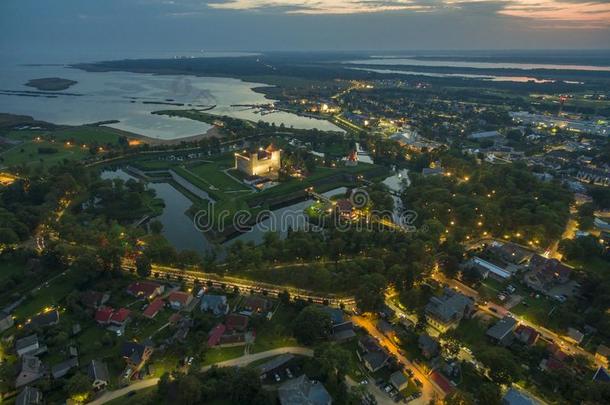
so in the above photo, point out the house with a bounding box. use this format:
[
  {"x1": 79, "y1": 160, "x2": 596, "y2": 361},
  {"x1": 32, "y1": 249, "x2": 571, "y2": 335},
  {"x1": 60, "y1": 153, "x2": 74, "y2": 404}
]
[
  {"x1": 226, "y1": 313, "x2": 249, "y2": 332},
  {"x1": 126, "y1": 281, "x2": 164, "y2": 300},
  {"x1": 592, "y1": 366, "x2": 610, "y2": 383},
  {"x1": 25, "y1": 309, "x2": 59, "y2": 330},
  {"x1": 471, "y1": 256, "x2": 512, "y2": 280},
  {"x1": 425, "y1": 288, "x2": 474, "y2": 333},
  {"x1": 418, "y1": 334, "x2": 440, "y2": 359},
  {"x1": 595, "y1": 344, "x2": 610, "y2": 367},
  {"x1": 320, "y1": 307, "x2": 344, "y2": 325},
  {"x1": 243, "y1": 296, "x2": 271, "y2": 314},
  {"x1": 540, "y1": 344, "x2": 569, "y2": 372},
  {"x1": 95, "y1": 307, "x2": 114, "y2": 325},
  {"x1": 430, "y1": 370, "x2": 455, "y2": 396},
  {"x1": 15, "y1": 335, "x2": 41, "y2": 357},
  {"x1": 110, "y1": 308, "x2": 131, "y2": 327},
  {"x1": 389, "y1": 371, "x2": 409, "y2": 391},
  {"x1": 80, "y1": 291, "x2": 110, "y2": 309},
  {"x1": 502, "y1": 387, "x2": 540, "y2": 405},
  {"x1": 15, "y1": 386, "x2": 42, "y2": 405},
  {"x1": 51, "y1": 357, "x2": 78, "y2": 379},
  {"x1": 486, "y1": 317, "x2": 517, "y2": 346},
  {"x1": 257, "y1": 354, "x2": 294, "y2": 377},
  {"x1": 278, "y1": 374, "x2": 332, "y2": 405},
  {"x1": 376, "y1": 319, "x2": 394, "y2": 337},
  {"x1": 357, "y1": 336, "x2": 388, "y2": 372},
  {"x1": 514, "y1": 325, "x2": 539, "y2": 346},
  {"x1": 143, "y1": 298, "x2": 165, "y2": 319},
  {"x1": 167, "y1": 291, "x2": 193, "y2": 310},
  {"x1": 15, "y1": 355, "x2": 45, "y2": 388},
  {"x1": 566, "y1": 327, "x2": 584, "y2": 345},
  {"x1": 524, "y1": 255, "x2": 572, "y2": 293},
  {"x1": 330, "y1": 321, "x2": 356, "y2": 342},
  {"x1": 468, "y1": 130, "x2": 501, "y2": 140},
  {"x1": 88, "y1": 360, "x2": 110, "y2": 391},
  {"x1": 207, "y1": 324, "x2": 227, "y2": 347},
  {"x1": 0, "y1": 310, "x2": 14, "y2": 332},
  {"x1": 120, "y1": 341, "x2": 152, "y2": 372},
  {"x1": 200, "y1": 294, "x2": 229, "y2": 316},
  {"x1": 335, "y1": 199, "x2": 356, "y2": 219}
]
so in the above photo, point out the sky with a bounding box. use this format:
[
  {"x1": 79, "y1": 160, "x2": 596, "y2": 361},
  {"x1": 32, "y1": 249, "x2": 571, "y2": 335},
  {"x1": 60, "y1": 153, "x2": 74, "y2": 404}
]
[{"x1": 1, "y1": 0, "x2": 609, "y2": 60}]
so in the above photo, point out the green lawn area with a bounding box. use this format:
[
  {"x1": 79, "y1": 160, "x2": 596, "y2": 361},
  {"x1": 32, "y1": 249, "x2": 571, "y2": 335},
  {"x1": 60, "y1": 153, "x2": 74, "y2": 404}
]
[
  {"x1": 0, "y1": 140, "x2": 89, "y2": 168},
  {"x1": 5, "y1": 127, "x2": 123, "y2": 144},
  {"x1": 187, "y1": 159, "x2": 250, "y2": 193},
  {"x1": 203, "y1": 345, "x2": 245, "y2": 365},
  {"x1": 251, "y1": 304, "x2": 298, "y2": 353},
  {"x1": 450, "y1": 317, "x2": 494, "y2": 353},
  {"x1": 337, "y1": 338, "x2": 367, "y2": 380},
  {"x1": 13, "y1": 270, "x2": 85, "y2": 320}
]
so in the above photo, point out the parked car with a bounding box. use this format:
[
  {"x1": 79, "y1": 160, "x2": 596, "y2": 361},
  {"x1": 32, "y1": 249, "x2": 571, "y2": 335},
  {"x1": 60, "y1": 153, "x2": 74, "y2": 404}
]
[
  {"x1": 274, "y1": 373, "x2": 281, "y2": 382},
  {"x1": 414, "y1": 378, "x2": 422, "y2": 387},
  {"x1": 286, "y1": 368, "x2": 293, "y2": 379}
]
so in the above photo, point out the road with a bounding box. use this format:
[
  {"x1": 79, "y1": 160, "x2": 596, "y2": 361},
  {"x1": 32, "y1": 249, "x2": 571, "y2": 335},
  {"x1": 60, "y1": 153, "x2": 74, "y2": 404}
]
[
  {"x1": 352, "y1": 316, "x2": 442, "y2": 404},
  {"x1": 130, "y1": 262, "x2": 356, "y2": 308}
]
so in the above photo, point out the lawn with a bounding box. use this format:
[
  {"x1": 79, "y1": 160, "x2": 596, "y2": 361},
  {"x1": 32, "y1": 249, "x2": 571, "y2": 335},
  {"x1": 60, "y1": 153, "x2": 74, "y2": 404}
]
[
  {"x1": 4, "y1": 126, "x2": 123, "y2": 145},
  {"x1": 203, "y1": 345, "x2": 245, "y2": 365},
  {"x1": 250, "y1": 303, "x2": 298, "y2": 353},
  {"x1": 0, "y1": 140, "x2": 89, "y2": 168},
  {"x1": 187, "y1": 159, "x2": 250, "y2": 193}
]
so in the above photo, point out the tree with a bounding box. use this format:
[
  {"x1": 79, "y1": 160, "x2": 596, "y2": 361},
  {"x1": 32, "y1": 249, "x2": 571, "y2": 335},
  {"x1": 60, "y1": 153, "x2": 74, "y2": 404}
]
[
  {"x1": 355, "y1": 273, "x2": 387, "y2": 313},
  {"x1": 293, "y1": 305, "x2": 332, "y2": 345},
  {"x1": 476, "y1": 382, "x2": 502, "y2": 405},
  {"x1": 136, "y1": 255, "x2": 152, "y2": 277},
  {"x1": 65, "y1": 372, "x2": 91, "y2": 401},
  {"x1": 178, "y1": 374, "x2": 202, "y2": 405},
  {"x1": 149, "y1": 220, "x2": 163, "y2": 235},
  {"x1": 478, "y1": 347, "x2": 521, "y2": 385}
]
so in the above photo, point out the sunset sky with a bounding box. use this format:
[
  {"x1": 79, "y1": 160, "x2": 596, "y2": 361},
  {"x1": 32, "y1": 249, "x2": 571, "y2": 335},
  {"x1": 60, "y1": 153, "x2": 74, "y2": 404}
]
[{"x1": 1, "y1": 0, "x2": 609, "y2": 58}]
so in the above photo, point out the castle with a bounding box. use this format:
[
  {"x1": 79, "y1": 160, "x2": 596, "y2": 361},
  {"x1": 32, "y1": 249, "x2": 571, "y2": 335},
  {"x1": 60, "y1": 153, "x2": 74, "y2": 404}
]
[{"x1": 234, "y1": 145, "x2": 281, "y2": 177}]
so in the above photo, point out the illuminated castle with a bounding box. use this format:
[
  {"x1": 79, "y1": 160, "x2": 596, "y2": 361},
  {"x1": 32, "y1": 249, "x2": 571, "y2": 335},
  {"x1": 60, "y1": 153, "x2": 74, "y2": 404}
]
[{"x1": 234, "y1": 145, "x2": 281, "y2": 177}]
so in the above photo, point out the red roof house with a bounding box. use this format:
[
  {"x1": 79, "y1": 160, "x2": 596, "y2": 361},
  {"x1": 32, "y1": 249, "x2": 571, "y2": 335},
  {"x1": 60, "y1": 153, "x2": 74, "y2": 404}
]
[
  {"x1": 95, "y1": 307, "x2": 114, "y2": 325},
  {"x1": 110, "y1": 308, "x2": 131, "y2": 326},
  {"x1": 143, "y1": 298, "x2": 165, "y2": 319},
  {"x1": 430, "y1": 371, "x2": 455, "y2": 395},
  {"x1": 126, "y1": 281, "x2": 164, "y2": 300},
  {"x1": 167, "y1": 291, "x2": 193, "y2": 310},
  {"x1": 225, "y1": 314, "x2": 249, "y2": 332},
  {"x1": 207, "y1": 324, "x2": 227, "y2": 347},
  {"x1": 515, "y1": 325, "x2": 540, "y2": 346}
]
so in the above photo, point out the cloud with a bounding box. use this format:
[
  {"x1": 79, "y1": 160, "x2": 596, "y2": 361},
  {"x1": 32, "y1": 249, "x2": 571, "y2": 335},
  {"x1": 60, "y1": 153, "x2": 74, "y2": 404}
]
[{"x1": 202, "y1": 0, "x2": 610, "y2": 26}]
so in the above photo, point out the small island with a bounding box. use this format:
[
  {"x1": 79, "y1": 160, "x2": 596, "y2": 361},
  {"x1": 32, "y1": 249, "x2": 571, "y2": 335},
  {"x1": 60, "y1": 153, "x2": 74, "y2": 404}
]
[{"x1": 25, "y1": 77, "x2": 78, "y2": 91}]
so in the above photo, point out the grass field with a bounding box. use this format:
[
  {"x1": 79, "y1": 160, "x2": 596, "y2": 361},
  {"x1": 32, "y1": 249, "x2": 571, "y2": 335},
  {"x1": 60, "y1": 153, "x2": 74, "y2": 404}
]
[
  {"x1": 251, "y1": 304, "x2": 298, "y2": 353},
  {"x1": 1, "y1": 126, "x2": 124, "y2": 168}
]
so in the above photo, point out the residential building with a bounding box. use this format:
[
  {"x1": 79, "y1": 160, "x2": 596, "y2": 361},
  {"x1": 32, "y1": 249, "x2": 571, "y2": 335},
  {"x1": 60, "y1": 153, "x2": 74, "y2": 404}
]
[
  {"x1": 15, "y1": 355, "x2": 45, "y2": 388},
  {"x1": 51, "y1": 357, "x2": 78, "y2": 379},
  {"x1": 24, "y1": 309, "x2": 59, "y2": 330},
  {"x1": 595, "y1": 344, "x2": 610, "y2": 367},
  {"x1": 225, "y1": 313, "x2": 249, "y2": 332},
  {"x1": 514, "y1": 325, "x2": 540, "y2": 346},
  {"x1": 126, "y1": 281, "x2": 164, "y2": 300},
  {"x1": 88, "y1": 360, "x2": 110, "y2": 391},
  {"x1": 243, "y1": 296, "x2": 271, "y2": 314},
  {"x1": 80, "y1": 291, "x2": 110, "y2": 309},
  {"x1": 278, "y1": 374, "x2": 332, "y2": 405},
  {"x1": 0, "y1": 310, "x2": 14, "y2": 332},
  {"x1": 389, "y1": 371, "x2": 409, "y2": 391},
  {"x1": 486, "y1": 317, "x2": 517, "y2": 346},
  {"x1": 357, "y1": 336, "x2": 388, "y2": 372},
  {"x1": 425, "y1": 288, "x2": 474, "y2": 333},
  {"x1": 418, "y1": 334, "x2": 440, "y2": 359},
  {"x1": 109, "y1": 308, "x2": 131, "y2": 327},
  {"x1": 566, "y1": 327, "x2": 584, "y2": 345},
  {"x1": 471, "y1": 256, "x2": 512, "y2": 280},
  {"x1": 120, "y1": 342, "x2": 152, "y2": 372},
  {"x1": 330, "y1": 321, "x2": 356, "y2": 342},
  {"x1": 143, "y1": 298, "x2": 165, "y2": 319},
  {"x1": 234, "y1": 145, "x2": 281, "y2": 177},
  {"x1": 524, "y1": 254, "x2": 572, "y2": 293},
  {"x1": 167, "y1": 291, "x2": 193, "y2": 310},
  {"x1": 468, "y1": 130, "x2": 502, "y2": 140},
  {"x1": 15, "y1": 335, "x2": 41, "y2": 357},
  {"x1": 15, "y1": 386, "x2": 42, "y2": 405},
  {"x1": 95, "y1": 307, "x2": 114, "y2": 325},
  {"x1": 200, "y1": 294, "x2": 229, "y2": 316},
  {"x1": 593, "y1": 366, "x2": 610, "y2": 383}
]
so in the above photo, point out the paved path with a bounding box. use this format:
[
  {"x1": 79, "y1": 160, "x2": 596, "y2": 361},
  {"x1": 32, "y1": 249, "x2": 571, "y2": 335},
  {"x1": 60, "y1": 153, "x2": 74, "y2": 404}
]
[{"x1": 87, "y1": 347, "x2": 313, "y2": 404}]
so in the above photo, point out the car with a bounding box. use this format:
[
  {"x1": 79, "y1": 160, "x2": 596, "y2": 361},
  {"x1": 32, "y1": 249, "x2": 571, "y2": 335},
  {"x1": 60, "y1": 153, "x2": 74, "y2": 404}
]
[
  {"x1": 414, "y1": 392, "x2": 422, "y2": 398},
  {"x1": 384, "y1": 384, "x2": 393, "y2": 393},
  {"x1": 489, "y1": 307, "x2": 498, "y2": 313},
  {"x1": 414, "y1": 378, "x2": 422, "y2": 387},
  {"x1": 360, "y1": 379, "x2": 368, "y2": 385},
  {"x1": 127, "y1": 391, "x2": 136, "y2": 397},
  {"x1": 286, "y1": 368, "x2": 293, "y2": 379},
  {"x1": 274, "y1": 373, "x2": 281, "y2": 382},
  {"x1": 187, "y1": 357, "x2": 194, "y2": 366}
]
